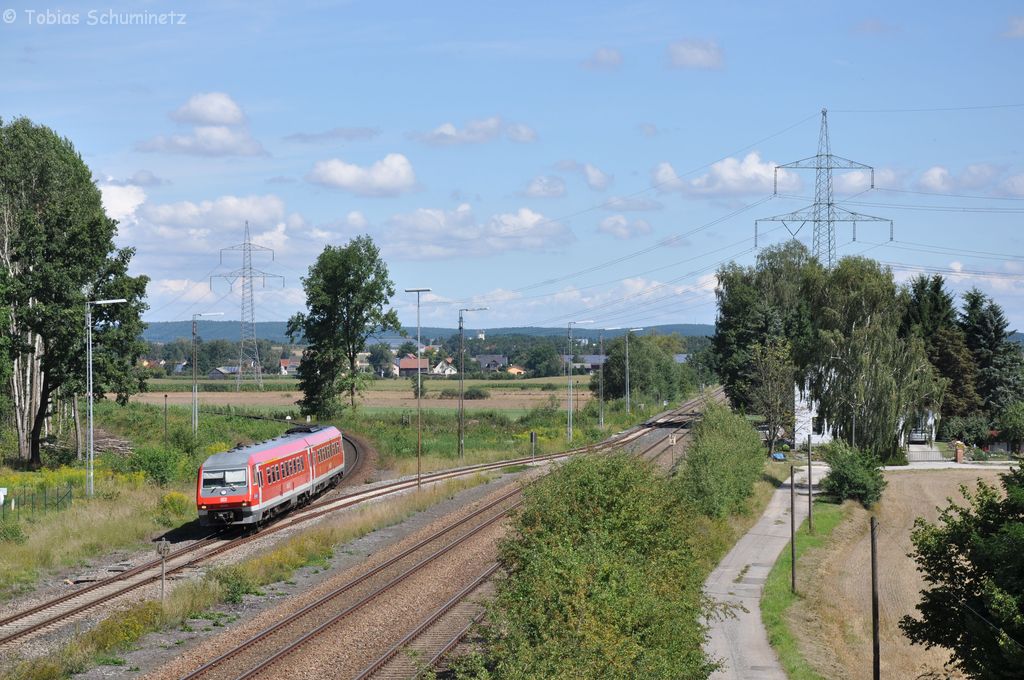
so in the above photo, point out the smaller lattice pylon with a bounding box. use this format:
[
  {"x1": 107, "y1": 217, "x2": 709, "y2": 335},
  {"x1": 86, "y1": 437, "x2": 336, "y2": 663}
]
[{"x1": 211, "y1": 222, "x2": 283, "y2": 390}]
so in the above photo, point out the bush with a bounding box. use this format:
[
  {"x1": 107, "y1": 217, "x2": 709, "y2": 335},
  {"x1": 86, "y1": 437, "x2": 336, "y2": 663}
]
[
  {"x1": 438, "y1": 388, "x2": 459, "y2": 399},
  {"x1": 819, "y1": 441, "x2": 887, "y2": 508},
  {"x1": 127, "y1": 445, "x2": 182, "y2": 486},
  {"x1": 156, "y1": 491, "x2": 194, "y2": 527},
  {"x1": 209, "y1": 565, "x2": 259, "y2": 603},
  {"x1": 464, "y1": 387, "x2": 490, "y2": 400},
  {"x1": 0, "y1": 519, "x2": 27, "y2": 544},
  {"x1": 674, "y1": 404, "x2": 765, "y2": 518},
  {"x1": 939, "y1": 414, "x2": 990, "y2": 446}
]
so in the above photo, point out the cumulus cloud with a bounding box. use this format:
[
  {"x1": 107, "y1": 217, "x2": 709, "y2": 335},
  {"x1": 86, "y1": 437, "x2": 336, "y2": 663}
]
[
  {"x1": 1004, "y1": 17, "x2": 1024, "y2": 38},
  {"x1": 283, "y1": 127, "x2": 381, "y2": 143},
  {"x1": 104, "y1": 170, "x2": 169, "y2": 187},
  {"x1": 523, "y1": 175, "x2": 567, "y2": 198},
  {"x1": 140, "y1": 194, "x2": 286, "y2": 233},
  {"x1": 834, "y1": 167, "x2": 901, "y2": 193},
  {"x1": 597, "y1": 215, "x2": 652, "y2": 239},
  {"x1": 138, "y1": 126, "x2": 266, "y2": 156},
  {"x1": 1001, "y1": 174, "x2": 1024, "y2": 197},
  {"x1": 100, "y1": 184, "x2": 147, "y2": 223},
  {"x1": 667, "y1": 39, "x2": 723, "y2": 69},
  {"x1": 653, "y1": 152, "x2": 798, "y2": 196},
  {"x1": 414, "y1": 116, "x2": 536, "y2": 145},
  {"x1": 382, "y1": 204, "x2": 573, "y2": 259},
  {"x1": 915, "y1": 164, "x2": 1002, "y2": 193},
  {"x1": 140, "y1": 93, "x2": 265, "y2": 157},
  {"x1": 582, "y1": 47, "x2": 623, "y2": 70},
  {"x1": 171, "y1": 92, "x2": 245, "y2": 125},
  {"x1": 557, "y1": 160, "x2": 612, "y2": 191},
  {"x1": 306, "y1": 153, "x2": 417, "y2": 197}
]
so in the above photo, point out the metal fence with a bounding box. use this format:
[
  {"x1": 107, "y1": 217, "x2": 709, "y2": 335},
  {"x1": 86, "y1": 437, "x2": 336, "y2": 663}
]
[{"x1": 0, "y1": 483, "x2": 74, "y2": 521}]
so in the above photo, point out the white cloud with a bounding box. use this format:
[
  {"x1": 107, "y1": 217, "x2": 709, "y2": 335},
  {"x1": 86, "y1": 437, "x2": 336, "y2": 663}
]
[
  {"x1": 638, "y1": 123, "x2": 661, "y2": 138},
  {"x1": 834, "y1": 167, "x2": 901, "y2": 193},
  {"x1": 603, "y1": 195, "x2": 663, "y2": 211},
  {"x1": 916, "y1": 164, "x2": 1002, "y2": 193},
  {"x1": 100, "y1": 184, "x2": 147, "y2": 223},
  {"x1": 104, "y1": 170, "x2": 169, "y2": 187},
  {"x1": 284, "y1": 127, "x2": 381, "y2": 143},
  {"x1": 597, "y1": 215, "x2": 652, "y2": 239},
  {"x1": 346, "y1": 211, "x2": 368, "y2": 229},
  {"x1": 1004, "y1": 17, "x2": 1024, "y2": 38},
  {"x1": 414, "y1": 116, "x2": 537, "y2": 145},
  {"x1": 383, "y1": 204, "x2": 573, "y2": 260},
  {"x1": 505, "y1": 122, "x2": 538, "y2": 143},
  {"x1": 140, "y1": 194, "x2": 286, "y2": 232},
  {"x1": 306, "y1": 153, "x2": 417, "y2": 196},
  {"x1": 582, "y1": 47, "x2": 623, "y2": 70},
  {"x1": 653, "y1": 152, "x2": 798, "y2": 196},
  {"x1": 151, "y1": 278, "x2": 215, "y2": 303},
  {"x1": 1001, "y1": 173, "x2": 1024, "y2": 197},
  {"x1": 557, "y1": 160, "x2": 612, "y2": 191},
  {"x1": 667, "y1": 39, "x2": 723, "y2": 70},
  {"x1": 524, "y1": 175, "x2": 567, "y2": 198},
  {"x1": 138, "y1": 126, "x2": 265, "y2": 156},
  {"x1": 171, "y1": 92, "x2": 245, "y2": 125}
]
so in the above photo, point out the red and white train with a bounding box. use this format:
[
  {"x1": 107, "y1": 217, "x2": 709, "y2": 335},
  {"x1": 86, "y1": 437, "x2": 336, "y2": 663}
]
[{"x1": 196, "y1": 425, "x2": 346, "y2": 527}]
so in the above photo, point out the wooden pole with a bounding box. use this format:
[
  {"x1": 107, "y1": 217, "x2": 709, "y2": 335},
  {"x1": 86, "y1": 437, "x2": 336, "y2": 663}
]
[
  {"x1": 871, "y1": 516, "x2": 880, "y2": 680},
  {"x1": 790, "y1": 464, "x2": 796, "y2": 594}
]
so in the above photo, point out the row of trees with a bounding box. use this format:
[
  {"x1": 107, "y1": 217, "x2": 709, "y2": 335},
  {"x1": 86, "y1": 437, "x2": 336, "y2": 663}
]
[
  {"x1": 142, "y1": 338, "x2": 290, "y2": 377},
  {"x1": 712, "y1": 241, "x2": 1024, "y2": 460},
  {"x1": 1, "y1": 118, "x2": 149, "y2": 467}
]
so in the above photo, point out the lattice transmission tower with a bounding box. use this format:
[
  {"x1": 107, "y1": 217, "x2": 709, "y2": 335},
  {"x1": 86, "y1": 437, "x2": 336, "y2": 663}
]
[
  {"x1": 212, "y1": 222, "x2": 283, "y2": 390},
  {"x1": 755, "y1": 108, "x2": 892, "y2": 268}
]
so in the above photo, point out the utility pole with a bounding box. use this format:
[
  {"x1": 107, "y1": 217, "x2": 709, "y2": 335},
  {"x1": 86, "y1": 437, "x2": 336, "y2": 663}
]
[
  {"x1": 871, "y1": 516, "x2": 880, "y2": 680},
  {"x1": 624, "y1": 328, "x2": 642, "y2": 415},
  {"x1": 191, "y1": 311, "x2": 223, "y2": 435},
  {"x1": 790, "y1": 464, "x2": 797, "y2": 594},
  {"x1": 211, "y1": 222, "x2": 283, "y2": 390},
  {"x1": 807, "y1": 434, "x2": 813, "y2": 534},
  {"x1": 598, "y1": 333, "x2": 605, "y2": 429},
  {"x1": 566, "y1": 320, "x2": 592, "y2": 443},
  {"x1": 755, "y1": 108, "x2": 893, "y2": 268},
  {"x1": 458, "y1": 306, "x2": 486, "y2": 461},
  {"x1": 406, "y1": 288, "x2": 431, "y2": 487}
]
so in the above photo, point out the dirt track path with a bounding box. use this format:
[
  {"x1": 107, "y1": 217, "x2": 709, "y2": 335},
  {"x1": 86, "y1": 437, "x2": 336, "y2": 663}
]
[{"x1": 790, "y1": 467, "x2": 1009, "y2": 679}]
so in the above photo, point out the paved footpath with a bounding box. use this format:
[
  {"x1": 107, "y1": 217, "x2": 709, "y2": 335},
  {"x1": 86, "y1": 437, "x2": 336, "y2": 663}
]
[{"x1": 703, "y1": 464, "x2": 824, "y2": 679}]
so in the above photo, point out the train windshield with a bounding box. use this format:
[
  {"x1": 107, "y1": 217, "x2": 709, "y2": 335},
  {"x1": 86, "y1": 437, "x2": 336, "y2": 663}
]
[{"x1": 202, "y1": 469, "x2": 247, "y2": 489}]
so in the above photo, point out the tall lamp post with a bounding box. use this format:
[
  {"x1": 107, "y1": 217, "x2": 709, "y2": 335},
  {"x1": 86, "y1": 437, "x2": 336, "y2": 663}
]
[
  {"x1": 192, "y1": 312, "x2": 224, "y2": 435},
  {"x1": 624, "y1": 327, "x2": 643, "y2": 415},
  {"x1": 458, "y1": 306, "x2": 487, "y2": 462},
  {"x1": 405, "y1": 288, "x2": 431, "y2": 487},
  {"x1": 566, "y1": 320, "x2": 593, "y2": 443},
  {"x1": 598, "y1": 332, "x2": 605, "y2": 429},
  {"x1": 87, "y1": 298, "x2": 127, "y2": 497}
]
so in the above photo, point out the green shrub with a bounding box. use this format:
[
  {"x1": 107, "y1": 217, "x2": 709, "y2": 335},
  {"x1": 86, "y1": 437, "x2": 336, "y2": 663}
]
[
  {"x1": 464, "y1": 387, "x2": 490, "y2": 400},
  {"x1": 128, "y1": 445, "x2": 182, "y2": 486},
  {"x1": 156, "y1": 491, "x2": 195, "y2": 527},
  {"x1": 209, "y1": 565, "x2": 258, "y2": 603},
  {"x1": 780, "y1": 443, "x2": 790, "y2": 452},
  {"x1": 818, "y1": 441, "x2": 887, "y2": 508},
  {"x1": 439, "y1": 388, "x2": 459, "y2": 399},
  {"x1": 674, "y1": 404, "x2": 764, "y2": 518}
]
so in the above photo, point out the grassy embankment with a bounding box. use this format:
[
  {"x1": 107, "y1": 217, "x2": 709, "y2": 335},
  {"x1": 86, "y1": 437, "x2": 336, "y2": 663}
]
[
  {"x1": 451, "y1": 404, "x2": 783, "y2": 679},
  {"x1": 760, "y1": 500, "x2": 852, "y2": 680},
  {"x1": 0, "y1": 473, "x2": 494, "y2": 680}
]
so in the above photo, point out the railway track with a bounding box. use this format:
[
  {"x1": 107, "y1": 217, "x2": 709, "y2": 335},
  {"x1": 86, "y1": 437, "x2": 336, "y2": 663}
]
[
  {"x1": 177, "y1": 393, "x2": 723, "y2": 680},
  {"x1": 0, "y1": 419, "x2": 655, "y2": 647}
]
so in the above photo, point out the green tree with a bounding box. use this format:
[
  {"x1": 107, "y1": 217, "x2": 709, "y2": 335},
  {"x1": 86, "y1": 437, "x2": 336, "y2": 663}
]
[
  {"x1": 596, "y1": 333, "x2": 683, "y2": 403},
  {"x1": 960, "y1": 288, "x2": 1024, "y2": 416},
  {"x1": 900, "y1": 468, "x2": 1024, "y2": 677},
  {"x1": 997, "y1": 401, "x2": 1024, "y2": 454},
  {"x1": 367, "y1": 342, "x2": 394, "y2": 376},
  {"x1": 749, "y1": 337, "x2": 795, "y2": 454},
  {"x1": 287, "y1": 236, "x2": 400, "y2": 417},
  {"x1": 524, "y1": 341, "x2": 562, "y2": 377},
  {"x1": 0, "y1": 117, "x2": 149, "y2": 466}
]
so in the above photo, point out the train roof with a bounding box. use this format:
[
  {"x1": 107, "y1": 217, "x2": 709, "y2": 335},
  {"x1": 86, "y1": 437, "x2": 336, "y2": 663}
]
[{"x1": 201, "y1": 425, "x2": 340, "y2": 469}]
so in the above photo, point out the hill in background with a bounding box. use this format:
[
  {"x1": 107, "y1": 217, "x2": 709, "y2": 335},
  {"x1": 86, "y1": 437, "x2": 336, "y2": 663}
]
[{"x1": 142, "y1": 321, "x2": 715, "y2": 345}]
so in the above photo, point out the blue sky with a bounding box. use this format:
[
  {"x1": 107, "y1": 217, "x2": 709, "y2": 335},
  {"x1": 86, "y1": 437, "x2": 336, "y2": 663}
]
[{"x1": 3, "y1": 1, "x2": 1024, "y2": 331}]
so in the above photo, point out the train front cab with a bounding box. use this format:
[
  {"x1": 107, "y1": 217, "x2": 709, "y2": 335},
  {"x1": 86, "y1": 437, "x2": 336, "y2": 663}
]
[{"x1": 197, "y1": 465, "x2": 262, "y2": 526}]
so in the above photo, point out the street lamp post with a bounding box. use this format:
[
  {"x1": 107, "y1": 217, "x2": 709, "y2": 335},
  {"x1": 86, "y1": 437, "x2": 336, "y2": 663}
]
[
  {"x1": 566, "y1": 320, "x2": 593, "y2": 443},
  {"x1": 458, "y1": 307, "x2": 487, "y2": 462},
  {"x1": 624, "y1": 327, "x2": 643, "y2": 415},
  {"x1": 192, "y1": 312, "x2": 224, "y2": 435},
  {"x1": 599, "y1": 333, "x2": 605, "y2": 429},
  {"x1": 87, "y1": 298, "x2": 127, "y2": 497},
  {"x1": 405, "y1": 288, "x2": 431, "y2": 487}
]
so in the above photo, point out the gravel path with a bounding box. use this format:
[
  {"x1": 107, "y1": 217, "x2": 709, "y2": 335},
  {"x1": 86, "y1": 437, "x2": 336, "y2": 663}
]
[{"x1": 703, "y1": 464, "x2": 821, "y2": 679}]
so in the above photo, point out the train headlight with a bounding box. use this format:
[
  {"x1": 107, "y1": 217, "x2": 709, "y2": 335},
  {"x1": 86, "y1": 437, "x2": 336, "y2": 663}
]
[{"x1": 200, "y1": 504, "x2": 207, "y2": 509}]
